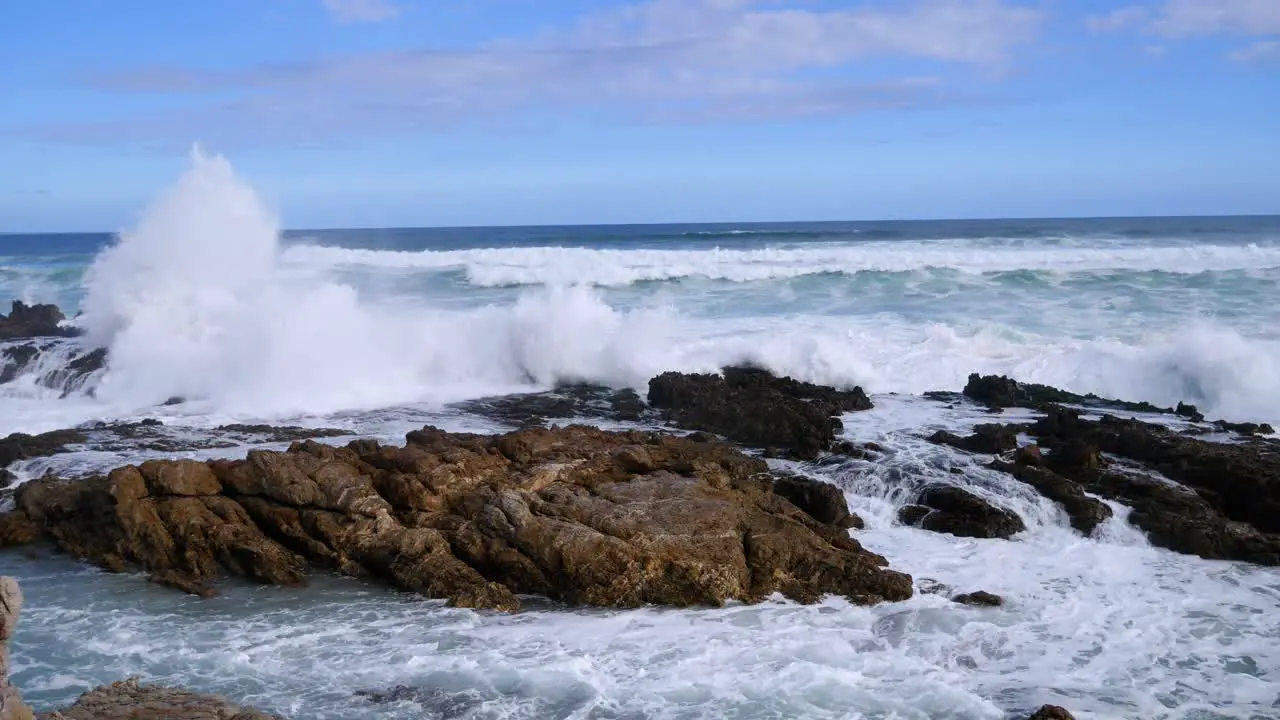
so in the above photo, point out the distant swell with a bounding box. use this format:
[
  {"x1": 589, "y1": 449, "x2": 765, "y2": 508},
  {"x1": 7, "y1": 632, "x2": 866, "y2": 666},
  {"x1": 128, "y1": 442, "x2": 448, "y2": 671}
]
[{"x1": 280, "y1": 242, "x2": 1280, "y2": 288}]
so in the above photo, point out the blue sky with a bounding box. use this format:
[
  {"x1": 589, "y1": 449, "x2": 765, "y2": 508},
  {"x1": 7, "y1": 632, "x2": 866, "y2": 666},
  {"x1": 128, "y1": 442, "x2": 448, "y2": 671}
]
[{"x1": 2, "y1": 0, "x2": 1278, "y2": 231}]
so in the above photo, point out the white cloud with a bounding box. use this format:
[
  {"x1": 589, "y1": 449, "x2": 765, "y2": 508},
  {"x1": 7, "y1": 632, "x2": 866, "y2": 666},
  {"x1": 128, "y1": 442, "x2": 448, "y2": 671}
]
[
  {"x1": 50, "y1": 0, "x2": 1044, "y2": 146},
  {"x1": 1229, "y1": 39, "x2": 1280, "y2": 61},
  {"x1": 1087, "y1": 6, "x2": 1148, "y2": 34},
  {"x1": 322, "y1": 0, "x2": 400, "y2": 23},
  {"x1": 1149, "y1": 0, "x2": 1280, "y2": 37}
]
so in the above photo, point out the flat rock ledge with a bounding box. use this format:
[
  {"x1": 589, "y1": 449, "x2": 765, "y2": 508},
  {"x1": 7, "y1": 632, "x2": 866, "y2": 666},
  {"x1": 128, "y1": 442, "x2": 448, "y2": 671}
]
[{"x1": 0, "y1": 425, "x2": 912, "y2": 611}]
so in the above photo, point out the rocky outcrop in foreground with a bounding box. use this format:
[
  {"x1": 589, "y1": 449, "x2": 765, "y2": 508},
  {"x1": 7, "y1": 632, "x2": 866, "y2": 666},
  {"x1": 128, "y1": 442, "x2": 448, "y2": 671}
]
[
  {"x1": 0, "y1": 302, "x2": 78, "y2": 342},
  {"x1": 2, "y1": 426, "x2": 912, "y2": 610},
  {"x1": 648, "y1": 366, "x2": 872, "y2": 459}
]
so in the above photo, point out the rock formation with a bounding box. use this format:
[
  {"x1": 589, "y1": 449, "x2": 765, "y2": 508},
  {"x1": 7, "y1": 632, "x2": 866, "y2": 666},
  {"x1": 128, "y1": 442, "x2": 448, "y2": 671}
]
[
  {"x1": 897, "y1": 485, "x2": 1026, "y2": 539},
  {"x1": 0, "y1": 302, "x2": 77, "y2": 342},
  {"x1": 0, "y1": 577, "x2": 33, "y2": 720},
  {"x1": 6, "y1": 425, "x2": 913, "y2": 610},
  {"x1": 648, "y1": 366, "x2": 872, "y2": 459},
  {"x1": 936, "y1": 392, "x2": 1280, "y2": 565}
]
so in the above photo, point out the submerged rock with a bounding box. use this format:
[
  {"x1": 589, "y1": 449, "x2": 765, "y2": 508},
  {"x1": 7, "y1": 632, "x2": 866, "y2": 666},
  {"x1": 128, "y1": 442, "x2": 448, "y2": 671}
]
[
  {"x1": 1028, "y1": 705, "x2": 1075, "y2": 720},
  {"x1": 9, "y1": 426, "x2": 912, "y2": 611},
  {"x1": 951, "y1": 590, "x2": 1003, "y2": 607},
  {"x1": 0, "y1": 430, "x2": 86, "y2": 471},
  {"x1": 928, "y1": 424, "x2": 1019, "y2": 455},
  {"x1": 455, "y1": 385, "x2": 650, "y2": 428},
  {"x1": 897, "y1": 485, "x2": 1026, "y2": 539},
  {"x1": 648, "y1": 366, "x2": 872, "y2": 460},
  {"x1": 0, "y1": 301, "x2": 77, "y2": 341}
]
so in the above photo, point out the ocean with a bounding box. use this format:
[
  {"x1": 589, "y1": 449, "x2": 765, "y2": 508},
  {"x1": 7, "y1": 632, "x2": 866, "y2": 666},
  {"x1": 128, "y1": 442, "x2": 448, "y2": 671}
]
[{"x1": 1, "y1": 152, "x2": 1277, "y2": 719}]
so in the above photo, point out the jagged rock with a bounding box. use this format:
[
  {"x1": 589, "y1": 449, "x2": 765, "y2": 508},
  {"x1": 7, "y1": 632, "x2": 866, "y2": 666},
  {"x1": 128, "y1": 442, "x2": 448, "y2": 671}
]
[
  {"x1": 10, "y1": 426, "x2": 913, "y2": 611},
  {"x1": 967, "y1": 402, "x2": 1280, "y2": 565},
  {"x1": 0, "y1": 345, "x2": 39, "y2": 385},
  {"x1": 963, "y1": 373, "x2": 1181, "y2": 416},
  {"x1": 648, "y1": 367, "x2": 872, "y2": 460},
  {"x1": 952, "y1": 590, "x2": 1003, "y2": 607},
  {"x1": 39, "y1": 679, "x2": 282, "y2": 720},
  {"x1": 1213, "y1": 419, "x2": 1275, "y2": 436},
  {"x1": 928, "y1": 424, "x2": 1019, "y2": 454},
  {"x1": 1028, "y1": 705, "x2": 1075, "y2": 720},
  {"x1": 1014, "y1": 444, "x2": 1043, "y2": 467},
  {"x1": 772, "y1": 474, "x2": 862, "y2": 529},
  {"x1": 0, "y1": 301, "x2": 77, "y2": 341},
  {"x1": 897, "y1": 485, "x2": 1025, "y2": 539},
  {"x1": 0, "y1": 430, "x2": 86, "y2": 470},
  {"x1": 0, "y1": 514, "x2": 40, "y2": 548},
  {"x1": 992, "y1": 461, "x2": 1113, "y2": 535}
]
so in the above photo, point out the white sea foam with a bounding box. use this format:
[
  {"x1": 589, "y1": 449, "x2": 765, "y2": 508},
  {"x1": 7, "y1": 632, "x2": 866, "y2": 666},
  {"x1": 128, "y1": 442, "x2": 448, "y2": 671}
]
[
  {"x1": 4, "y1": 149, "x2": 1279, "y2": 433},
  {"x1": 279, "y1": 240, "x2": 1280, "y2": 288}
]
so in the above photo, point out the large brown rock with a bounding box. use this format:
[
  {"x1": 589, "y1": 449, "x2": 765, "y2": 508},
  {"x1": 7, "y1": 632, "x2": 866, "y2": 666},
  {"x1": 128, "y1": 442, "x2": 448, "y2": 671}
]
[
  {"x1": 10, "y1": 426, "x2": 912, "y2": 611},
  {"x1": 39, "y1": 679, "x2": 281, "y2": 720},
  {"x1": 648, "y1": 366, "x2": 872, "y2": 460},
  {"x1": 0, "y1": 577, "x2": 34, "y2": 720}
]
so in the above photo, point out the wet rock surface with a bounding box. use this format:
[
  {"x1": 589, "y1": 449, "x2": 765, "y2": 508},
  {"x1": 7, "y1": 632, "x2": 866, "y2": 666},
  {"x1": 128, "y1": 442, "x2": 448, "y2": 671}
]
[
  {"x1": 897, "y1": 485, "x2": 1026, "y2": 539},
  {"x1": 7, "y1": 425, "x2": 913, "y2": 610},
  {"x1": 928, "y1": 424, "x2": 1020, "y2": 455},
  {"x1": 0, "y1": 302, "x2": 78, "y2": 342},
  {"x1": 1027, "y1": 705, "x2": 1075, "y2": 720},
  {"x1": 648, "y1": 366, "x2": 872, "y2": 459},
  {"x1": 937, "y1": 382, "x2": 1280, "y2": 564},
  {"x1": 39, "y1": 679, "x2": 282, "y2": 720},
  {"x1": 962, "y1": 373, "x2": 1196, "y2": 418},
  {"x1": 771, "y1": 474, "x2": 862, "y2": 529},
  {"x1": 0, "y1": 431, "x2": 87, "y2": 472},
  {"x1": 453, "y1": 384, "x2": 652, "y2": 427},
  {"x1": 951, "y1": 590, "x2": 1003, "y2": 607}
]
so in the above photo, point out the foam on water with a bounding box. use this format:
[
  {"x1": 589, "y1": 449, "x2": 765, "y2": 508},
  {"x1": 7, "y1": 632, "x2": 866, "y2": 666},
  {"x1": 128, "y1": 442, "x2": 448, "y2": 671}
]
[
  {"x1": 4, "y1": 399, "x2": 1278, "y2": 720},
  {"x1": 280, "y1": 240, "x2": 1280, "y2": 288}
]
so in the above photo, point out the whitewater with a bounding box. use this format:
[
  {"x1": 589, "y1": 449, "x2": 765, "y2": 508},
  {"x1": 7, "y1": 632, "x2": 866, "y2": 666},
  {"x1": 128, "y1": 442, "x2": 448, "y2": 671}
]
[{"x1": 1, "y1": 149, "x2": 1278, "y2": 719}]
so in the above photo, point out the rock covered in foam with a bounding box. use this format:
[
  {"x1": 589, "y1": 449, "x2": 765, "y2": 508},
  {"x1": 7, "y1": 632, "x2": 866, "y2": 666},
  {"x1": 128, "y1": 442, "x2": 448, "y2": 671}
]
[
  {"x1": 647, "y1": 366, "x2": 872, "y2": 460},
  {"x1": 9, "y1": 426, "x2": 912, "y2": 611}
]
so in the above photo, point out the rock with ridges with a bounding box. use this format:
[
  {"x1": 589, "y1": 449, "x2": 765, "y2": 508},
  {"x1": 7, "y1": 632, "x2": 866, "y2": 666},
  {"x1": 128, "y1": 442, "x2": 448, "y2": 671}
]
[
  {"x1": 648, "y1": 367, "x2": 872, "y2": 460},
  {"x1": 0, "y1": 577, "x2": 33, "y2": 720},
  {"x1": 772, "y1": 474, "x2": 862, "y2": 529},
  {"x1": 11, "y1": 425, "x2": 913, "y2": 611},
  {"x1": 898, "y1": 485, "x2": 1025, "y2": 539},
  {"x1": 0, "y1": 301, "x2": 77, "y2": 341}
]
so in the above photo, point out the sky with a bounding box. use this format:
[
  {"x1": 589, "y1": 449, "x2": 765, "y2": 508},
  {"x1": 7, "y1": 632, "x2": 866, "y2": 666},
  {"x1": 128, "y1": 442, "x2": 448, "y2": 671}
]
[{"x1": 1, "y1": 0, "x2": 1278, "y2": 231}]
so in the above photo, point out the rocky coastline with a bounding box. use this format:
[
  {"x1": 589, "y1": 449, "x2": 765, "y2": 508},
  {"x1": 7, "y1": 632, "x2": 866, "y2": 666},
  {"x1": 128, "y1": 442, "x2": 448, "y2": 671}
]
[{"x1": 8, "y1": 303, "x2": 1280, "y2": 718}]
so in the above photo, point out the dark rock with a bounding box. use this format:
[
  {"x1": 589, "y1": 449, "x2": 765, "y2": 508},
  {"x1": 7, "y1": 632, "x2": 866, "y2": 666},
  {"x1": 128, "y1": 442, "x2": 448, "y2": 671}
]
[
  {"x1": 898, "y1": 504, "x2": 932, "y2": 526},
  {"x1": 11, "y1": 425, "x2": 913, "y2": 611},
  {"x1": 902, "y1": 485, "x2": 1025, "y2": 539},
  {"x1": 0, "y1": 429, "x2": 86, "y2": 469},
  {"x1": 1014, "y1": 445, "x2": 1043, "y2": 467},
  {"x1": 952, "y1": 590, "x2": 1003, "y2": 606},
  {"x1": 928, "y1": 424, "x2": 1019, "y2": 454},
  {"x1": 1028, "y1": 705, "x2": 1075, "y2": 720},
  {"x1": 963, "y1": 373, "x2": 1179, "y2": 416},
  {"x1": 1175, "y1": 401, "x2": 1204, "y2": 422},
  {"x1": 1013, "y1": 405, "x2": 1280, "y2": 565},
  {"x1": 992, "y1": 461, "x2": 1113, "y2": 535},
  {"x1": 217, "y1": 424, "x2": 350, "y2": 443},
  {"x1": 1214, "y1": 419, "x2": 1274, "y2": 436},
  {"x1": 0, "y1": 344, "x2": 39, "y2": 384},
  {"x1": 772, "y1": 474, "x2": 862, "y2": 529},
  {"x1": 0, "y1": 301, "x2": 78, "y2": 341},
  {"x1": 648, "y1": 367, "x2": 872, "y2": 460},
  {"x1": 455, "y1": 384, "x2": 653, "y2": 428}
]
